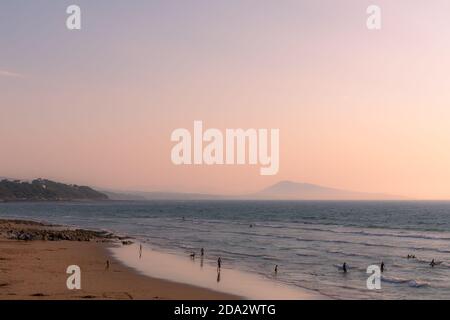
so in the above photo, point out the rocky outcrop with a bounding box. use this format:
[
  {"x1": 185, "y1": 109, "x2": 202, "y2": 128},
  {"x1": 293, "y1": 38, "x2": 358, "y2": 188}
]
[{"x1": 5, "y1": 229, "x2": 115, "y2": 242}]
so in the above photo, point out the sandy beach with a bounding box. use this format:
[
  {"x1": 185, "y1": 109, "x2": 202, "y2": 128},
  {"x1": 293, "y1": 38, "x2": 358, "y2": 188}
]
[{"x1": 0, "y1": 219, "x2": 236, "y2": 300}]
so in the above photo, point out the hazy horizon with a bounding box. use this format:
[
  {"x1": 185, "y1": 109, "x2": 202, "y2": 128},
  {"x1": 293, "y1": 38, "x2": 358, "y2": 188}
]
[
  {"x1": 0, "y1": 176, "x2": 423, "y2": 201},
  {"x1": 2, "y1": 1, "x2": 450, "y2": 199}
]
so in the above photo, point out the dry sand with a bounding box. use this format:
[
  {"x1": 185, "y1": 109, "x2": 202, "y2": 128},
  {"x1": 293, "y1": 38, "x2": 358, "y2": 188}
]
[{"x1": 0, "y1": 219, "x2": 237, "y2": 300}]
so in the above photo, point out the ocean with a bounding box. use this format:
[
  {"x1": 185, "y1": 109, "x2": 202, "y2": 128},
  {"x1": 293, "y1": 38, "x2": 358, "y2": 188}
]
[{"x1": 1, "y1": 200, "x2": 450, "y2": 299}]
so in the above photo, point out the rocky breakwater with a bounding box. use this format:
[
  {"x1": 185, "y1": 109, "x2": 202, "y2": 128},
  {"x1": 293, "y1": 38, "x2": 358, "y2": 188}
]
[{"x1": 0, "y1": 219, "x2": 124, "y2": 242}]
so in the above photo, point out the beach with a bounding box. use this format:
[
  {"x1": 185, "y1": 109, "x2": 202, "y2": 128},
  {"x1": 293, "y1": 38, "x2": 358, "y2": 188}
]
[
  {"x1": 0, "y1": 218, "x2": 322, "y2": 300},
  {"x1": 0, "y1": 219, "x2": 236, "y2": 300},
  {"x1": 1, "y1": 201, "x2": 449, "y2": 299}
]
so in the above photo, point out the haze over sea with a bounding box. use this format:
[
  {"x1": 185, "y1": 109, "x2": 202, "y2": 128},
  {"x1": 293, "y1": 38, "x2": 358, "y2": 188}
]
[{"x1": 1, "y1": 200, "x2": 450, "y2": 299}]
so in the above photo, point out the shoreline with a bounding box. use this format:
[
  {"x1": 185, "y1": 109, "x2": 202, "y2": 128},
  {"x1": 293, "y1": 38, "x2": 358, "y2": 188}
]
[
  {"x1": 0, "y1": 219, "x2": 237, "y2": 300},
  {"x1": 0, "y1": 218, "x2": 325, "y2": 300},
  {"x1": 111, "y1": 243, "x2": 325, "y2": 300}
]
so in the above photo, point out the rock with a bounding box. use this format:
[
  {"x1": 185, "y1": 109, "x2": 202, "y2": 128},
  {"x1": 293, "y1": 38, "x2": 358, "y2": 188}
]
[{"x1": 17, "y1": 231, "x2": 33, "y2": 241}]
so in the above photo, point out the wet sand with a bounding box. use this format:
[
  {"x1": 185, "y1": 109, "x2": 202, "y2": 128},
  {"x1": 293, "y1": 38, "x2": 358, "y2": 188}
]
[
  {"x1": 0, "y1": 219, "x2": 236, "y2": 300},
  {"x1": 0, "y1": 218, "x2": 325, "y2": 300},
  {"x1": 112, "y1": 243, "x2": 325, "y2": 299}
]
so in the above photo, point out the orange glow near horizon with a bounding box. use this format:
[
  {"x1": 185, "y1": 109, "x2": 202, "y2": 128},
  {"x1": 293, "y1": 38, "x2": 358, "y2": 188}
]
[{"x1": 1, "y1": 1, "x2": 450, "y2": 199}]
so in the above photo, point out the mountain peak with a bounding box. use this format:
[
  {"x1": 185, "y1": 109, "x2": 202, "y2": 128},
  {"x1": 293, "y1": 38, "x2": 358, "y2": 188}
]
[{"x1": 253, "y1": 181, "x2": 401, "y2": 200}]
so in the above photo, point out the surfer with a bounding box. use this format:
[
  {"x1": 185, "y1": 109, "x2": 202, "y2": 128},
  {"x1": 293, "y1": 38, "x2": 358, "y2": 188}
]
[
  {"x1": 381, "y1": 261, "x2": 385, "y2": 273},
  {"x1": 430, "y1": 259, "x2": 436, "y2": 267},
  {"x1": 274, "y1": 265, "x2": 278, "y2": 274},
  {"x1": 342, "y1": 262, "x2": 347, "y2": 273}
]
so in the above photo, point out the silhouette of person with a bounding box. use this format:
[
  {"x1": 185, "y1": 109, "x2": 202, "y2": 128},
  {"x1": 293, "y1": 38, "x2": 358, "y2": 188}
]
[
  {"x1": 342, "y1": 262, "x2": 347, "y2": 273},
  {"x1": 217, "y1": 257, "x2": 222, "y2": 271},
  {"x1": 201, "y1": 248, "x2": 204, "y2": 257},
  {"x1": 381, "y1": 261, "x2": 385, "y2": 273},
  {"x1": 139, "y1": 244, "x2": 142, "y2": 259},
  {"x1": 430, "y1": 259, "x2": 436, "y2": 267},
  {"x1": 105, "y1": 260, "x2": 110, "y2": 271},
  {"x1": 274, "y1": 265, "x2": 278, "y2": 274}
]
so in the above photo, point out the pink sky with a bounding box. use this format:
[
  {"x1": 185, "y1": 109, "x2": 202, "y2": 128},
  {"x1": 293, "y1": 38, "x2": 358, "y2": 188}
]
[{"x1": 1, "y1": 1, "x2": 450, "y2": 199}]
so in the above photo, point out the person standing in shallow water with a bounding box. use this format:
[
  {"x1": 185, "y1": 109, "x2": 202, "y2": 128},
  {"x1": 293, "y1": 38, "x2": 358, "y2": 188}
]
[
  {"x1": 139, "y1": 244, "x2": 142, "y2": 259},
  {"x1": 381, "y1": 261, "x2": 385, "y2": 273},
  {"x1": 199, "y1": 248, "x2": 204, "y2": 268},
  {"x1": 217, "y1": 257, "x2": 222, "y2": 272},
  {"x1": 274, "y1": 265, "x2": 278, "y2": 274}
]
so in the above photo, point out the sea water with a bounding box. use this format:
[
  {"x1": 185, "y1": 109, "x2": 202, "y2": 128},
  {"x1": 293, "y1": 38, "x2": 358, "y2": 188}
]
[{"x1": 1, "y1": 200, "x2": 450, "y2": 299}]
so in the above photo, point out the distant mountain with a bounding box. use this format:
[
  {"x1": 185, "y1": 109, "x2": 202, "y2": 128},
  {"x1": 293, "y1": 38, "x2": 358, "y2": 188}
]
[
  {"x1": 0, "y1": 179, "x2": 108, "y2": 202},
  {"x1": 247, "y1": 181, "x2": 403, "y2": 200},
  {"x1": 0, "y1": 177, "x2": 403, "y2": 202},
  {"x1": 134, "y1": 191, "x2": 225, "y2": 200},
  {"x1": 102, "y1": 190, "x2": 224, "y2": 201},
  {"x1": 102, "y1": 181, "x2": 402, "y2": 201},
  {"x1": 102, "y1": 191, "x2": 148, "y2": 201}
]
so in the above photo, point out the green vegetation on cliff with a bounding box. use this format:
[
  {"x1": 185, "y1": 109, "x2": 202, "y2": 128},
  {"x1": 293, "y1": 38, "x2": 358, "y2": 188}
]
[{"x1": 0, "y1": 179, "x2": 108, "y2": 201}]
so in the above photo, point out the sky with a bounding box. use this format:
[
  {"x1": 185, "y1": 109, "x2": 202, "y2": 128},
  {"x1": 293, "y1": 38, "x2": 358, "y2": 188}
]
[{"x1": 1, "y1": 0, "x2": 450, "y2": 199}]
